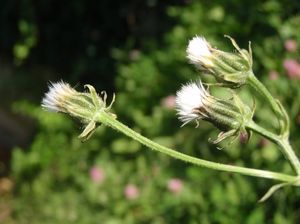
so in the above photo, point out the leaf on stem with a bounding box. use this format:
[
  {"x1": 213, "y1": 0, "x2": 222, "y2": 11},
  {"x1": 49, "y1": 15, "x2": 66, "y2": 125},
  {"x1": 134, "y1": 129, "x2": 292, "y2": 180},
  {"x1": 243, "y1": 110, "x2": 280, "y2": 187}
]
[{"x1": 259, "y1": 181, "x2": 294, "y2": 203}]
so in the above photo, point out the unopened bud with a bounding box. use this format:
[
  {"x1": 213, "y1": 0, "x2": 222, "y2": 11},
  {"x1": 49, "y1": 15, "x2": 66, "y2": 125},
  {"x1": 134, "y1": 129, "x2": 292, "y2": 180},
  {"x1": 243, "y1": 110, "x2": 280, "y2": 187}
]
[
  {"x1": 42, "y1": 81, "x2": 116, "y2": 141},
  {"x1": 175, "y1": 80, "x2": 253, "y2": 143},
  {"x1": 187, "y1": 35, "x2": 253, "y2": 88}
]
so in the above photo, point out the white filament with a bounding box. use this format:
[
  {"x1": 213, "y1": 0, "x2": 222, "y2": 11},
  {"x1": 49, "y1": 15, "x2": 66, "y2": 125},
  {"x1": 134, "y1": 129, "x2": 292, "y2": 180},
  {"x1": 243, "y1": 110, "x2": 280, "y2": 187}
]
[
  {"x1": 42, "y1": 81, "x2": 76, "y2": 112},
  {"x1": 186, "y1": 36, "x2": 213, "y2": 67},
  {"x1": 176, "y1": 81, "x2": 208, "y2": 125}
]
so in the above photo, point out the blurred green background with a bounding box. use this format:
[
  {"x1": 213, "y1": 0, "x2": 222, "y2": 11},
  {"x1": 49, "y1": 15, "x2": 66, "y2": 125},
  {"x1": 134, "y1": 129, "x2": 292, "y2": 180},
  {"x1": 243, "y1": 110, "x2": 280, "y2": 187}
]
[{"x1": 1, "y1": 0, "x2": 300, "y2": 223}]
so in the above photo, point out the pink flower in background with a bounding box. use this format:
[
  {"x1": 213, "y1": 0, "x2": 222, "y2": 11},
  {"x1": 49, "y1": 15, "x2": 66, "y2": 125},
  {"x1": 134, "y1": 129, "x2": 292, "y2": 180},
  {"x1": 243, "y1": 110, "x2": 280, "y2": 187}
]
[
  {"x1": 89, "y1": 166, "x2": 105, "y2": 184},
  {"x1": 167, "y1": 178, "x2": 183, "y2": 194},
  {"x1": 124, "y1": 184, "x2": 139, "y2": 200},
  {"x1": 283, "y1": 59, "x2": 300, "y2": 79},
  {"x1": 161, "y1": 95, "x2": 176, "y2": 109},
  {"x1": 268, "y1": 70, "x2": 279, "y2": 81},
  {"x1": 284, "y1": 39, "x2": 298, "y2": 52}
]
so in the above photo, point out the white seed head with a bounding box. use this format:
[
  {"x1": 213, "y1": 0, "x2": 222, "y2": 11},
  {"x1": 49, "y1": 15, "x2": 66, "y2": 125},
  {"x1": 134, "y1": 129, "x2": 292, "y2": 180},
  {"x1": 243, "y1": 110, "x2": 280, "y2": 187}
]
[
  {"x1": 175, "y1": 81, "x2": 209, "y2": 125},
  {"x1": 186, "y1": 36, "x2": 213, "y2": 67},
  {"x1": 42, "y1": 81, "x2": 77, "y2": 112}
]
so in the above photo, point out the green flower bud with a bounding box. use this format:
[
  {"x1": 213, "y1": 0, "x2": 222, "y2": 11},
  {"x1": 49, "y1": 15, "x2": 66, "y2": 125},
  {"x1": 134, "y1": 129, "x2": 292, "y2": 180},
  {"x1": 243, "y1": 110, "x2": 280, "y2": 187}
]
[
  {"x1": 42, "y1": 81, "x2": 116, "y2": 141},
  {"x1": 187, "y1": 35, "x2": 253, "y2": 88},
  {"x1": 175, "y1": 80, "x2": 254, "y2": 143}
]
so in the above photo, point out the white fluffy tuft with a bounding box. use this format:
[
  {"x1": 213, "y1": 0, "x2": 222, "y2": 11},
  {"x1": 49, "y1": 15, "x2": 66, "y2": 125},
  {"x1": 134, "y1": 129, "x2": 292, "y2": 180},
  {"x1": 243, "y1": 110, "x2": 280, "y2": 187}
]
[
  {"x1": 42, "y1": 81, "x2": 76, "y2": 112},
  {"x1": 186, "y1": 36, "x2": 213, "y2": 67},
  {"x1": 175, "y1": 81, "x2": 208, "y2": 125}
]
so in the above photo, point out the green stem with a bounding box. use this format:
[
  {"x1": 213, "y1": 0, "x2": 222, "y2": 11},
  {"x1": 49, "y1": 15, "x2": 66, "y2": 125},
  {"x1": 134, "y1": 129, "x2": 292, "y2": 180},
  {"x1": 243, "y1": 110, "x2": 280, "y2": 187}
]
[
  {"x1": 97, "y1": 112, "x2": 298, "y2": 184},
  {"x1": 246, "y1": 120, "x2": 300, "y2": 175},
  {"x1": 247, "y1": 73, "x2": 282, "y2": 118},
  {"x1": 248, "y1": 73, "x2": 290, "y2": 138}
]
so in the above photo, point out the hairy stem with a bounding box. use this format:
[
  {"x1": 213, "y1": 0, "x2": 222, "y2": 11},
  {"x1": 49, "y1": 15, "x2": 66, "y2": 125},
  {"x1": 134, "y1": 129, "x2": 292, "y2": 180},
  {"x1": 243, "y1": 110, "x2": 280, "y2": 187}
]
[
  {"x1": 247, "y1": 74, "x2": 282, "y2": 118},
  {"x1": 247, "y1": 73, "x2": 287, "y2": 134},
  {"x1": 97, "y1": 112, "x2": 298, "y2": 183}
]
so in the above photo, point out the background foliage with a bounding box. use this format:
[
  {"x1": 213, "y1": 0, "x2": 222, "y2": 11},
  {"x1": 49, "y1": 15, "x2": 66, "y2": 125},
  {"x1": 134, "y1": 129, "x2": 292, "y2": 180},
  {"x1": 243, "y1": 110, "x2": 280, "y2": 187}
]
[{"x1": 1, "y1": 0, "x2": 300, "y2": 223}]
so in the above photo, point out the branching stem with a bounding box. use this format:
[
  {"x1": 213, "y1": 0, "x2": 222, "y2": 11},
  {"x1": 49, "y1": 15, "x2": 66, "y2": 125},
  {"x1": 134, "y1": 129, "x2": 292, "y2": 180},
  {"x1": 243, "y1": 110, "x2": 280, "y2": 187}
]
[
  {"x1": 97, "y1": 112, "x2": 299, "y2": 184},
  {"x1": 246, "y1": 120, "x2": 300, "y2": 175}
]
